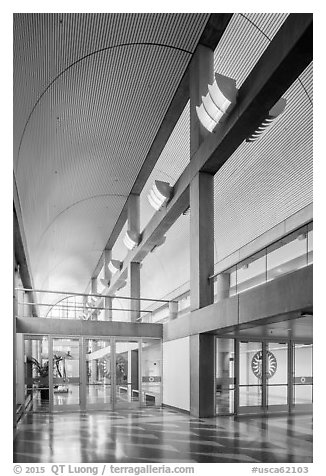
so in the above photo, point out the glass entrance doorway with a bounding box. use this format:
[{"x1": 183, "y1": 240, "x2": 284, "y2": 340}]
[
  {"x1": 23, "y1": 335, "x2": 162, "y2": 412},
  {"x1": 85, "y1": 339, "x2": 112, "y2": 410},
  {"x1": 24, "y1": 336, "x2": 50, "y2": 413},
  {"x1": 239, "y1": 341, "x2": 264, "y2": 412},
  {"x1": 114, "y1": 340, "x2": 140, "y2": 408},
  {"x1": 235, "y1": 339, "x2": 312, "y2": 414},
  {"x1": 52, "y1": 338, "x2": 80, "y2": 411}
]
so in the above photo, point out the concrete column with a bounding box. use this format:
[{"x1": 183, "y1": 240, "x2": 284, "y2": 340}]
[
  {"x1": 215, "y1": 272, "x2": 230, "y2": 301},
  {"x1": 127, "y1": 350, "x2": 132, "y2": 400},
  {"x1": 90, "y1": 342, "x2": 97, "y2": 385},
  {"x1": 127, "y1": 194, "x2": 141, "y2": 323},
  {"x1": 190, "y1": 172, "x2": 214, "y2": 311},
  {"x1": 129, "y1": 262, "x2": 141, "y2": 323},
  {"x1": 190, "y1": 44, "x2": 214, "y2": 156},
  {"x1": 104, "y1": 250, "x2": 113, "y2": 321},
  {"x1": 128, "y1": 193, "x2": 140, "y2": 234},
  {"x1": 189, "y1": 44, "x2": 215, "y2": 312},
  {"x1": 190, "y1": 334, "x2": 215, "y2": 417},
  {"x1": 169, "y1": 301, "x2": 178, "y2": 320},
  {"x1": 91, "y1": 278, "x2": 98, "y2": 321}
]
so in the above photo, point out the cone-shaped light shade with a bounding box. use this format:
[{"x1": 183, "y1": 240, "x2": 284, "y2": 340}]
[
  {"x1": 196, "y1": 103, "x2": 216, "y2": 132},
  {"x1": 208, "y1": 73, "x2": 237, "y2": 114},
  {"x1": 196, "y1": 73, "x2": 237, "y2": 133},
  {"x1": 246, "y1": 97, "x2": 286, "y2": 142},
  {"x1": 108, "y1": 259, "x2": 122, "y2": 274},
  {"x1": 123, "y1": 230, "x2": 140, "y2": 250},
  {"x1": 147, "y1": 181, "x2": 172, "y2": 210},
  {"x1": 202, "y1": 92, "x2": 224, "y2": 123}
]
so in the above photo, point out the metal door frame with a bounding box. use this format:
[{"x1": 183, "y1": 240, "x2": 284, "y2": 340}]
[
  {"x1": 235, "y1": 338, "x2": 312, "y2": 415},
  {"x1": 50, "y1": 335, "x2": 82, "y2": 412},
  {"x1": 23, "y1": 334, "x2": 163, "y2": 413}
]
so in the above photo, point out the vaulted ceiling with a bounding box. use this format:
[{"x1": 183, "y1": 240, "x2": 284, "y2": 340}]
[
  {"x1": 13, "y1": 13, "x2": 210, "y2": 292},
  {"x1": 14, "y1": 13, "x2": 313, "y2": 303}
]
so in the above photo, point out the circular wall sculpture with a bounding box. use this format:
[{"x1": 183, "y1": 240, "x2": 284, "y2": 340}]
[{"x1": 251, "y1": 350, "x2": 277, "y2": 379}]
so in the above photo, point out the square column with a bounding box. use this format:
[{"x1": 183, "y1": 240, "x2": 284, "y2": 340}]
[
  {"x1": 215, "y1": 272, "x2": 230, "y2": 301},
  {"x1": 190, "y1": 44, "x2": 214, "y2": 156},
  {"x1": 91, "y1": 277, "x2": 98, "y2": 320},
  {"x1": 127, "y1": 193, "x2": 140, "y2": 234},
  {"x1": 129, "y1": 262, "x2": 141, "y2": 323},
  {"x1": 190, "y1": 171, "x2": 214, "y2": 311},
  {"x1": 189, "y1": 44, "x2": 215, "y2": 312},
  {"x1": 190, "y1": 334, "x2": 215, "y2": 417},
  {"x1": 103, "y1": 249, "x2": 113, "y2": 321},
  {"x1": 189, "y1": 44, "x2": 216, "y2": 418},
  {"x1": 127, "y1": 194, "x2": 141, "y2": 323}
]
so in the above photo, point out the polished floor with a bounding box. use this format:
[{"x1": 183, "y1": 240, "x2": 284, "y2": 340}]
[{"x1": 13, "y1": 408, "x2": 313, "y2": 463}]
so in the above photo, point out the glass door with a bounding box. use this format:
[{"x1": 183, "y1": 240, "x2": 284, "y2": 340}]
[
  {"x1": 114, "y1": 339, "x2": 140, "y2": 408},
  {"x1": 238, "y1": 341, "x2": 264, "y2": 413},
  {"x1": 52, "y1": 337, "x2": 80, "y2": 411},
  {"x1": 24, "y1": 336, "x2": 50, "y2": 412},
  {"x1": 293, "y1": 342, "x2": 313, "y2": 409},
  {"x1": 85, "y1": 338, "x2": 113, "y2": 410},
  {"x1": 140, "y1": 339, "x2": 162, "y2": 407},
  {"x1": 266, "y1": 342, "x2": 288, "y2": 410},
  {"x1": 215, "y1": 338, "x2": 235, "y2": 415}
]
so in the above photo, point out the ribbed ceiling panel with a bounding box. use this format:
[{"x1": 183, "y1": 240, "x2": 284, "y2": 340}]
[
  {"x1": 213, "y1": 63, "x2": 313, "y2": 263},
  {"x1": 14, "y1": 13, "x2": 209, "y2": 292},
  {"x1": 14, "y1": 13, "x2": 208, "y2": 167},
  {"x1": 214, "y1": 13, "x2": 288, "y2": 87}
]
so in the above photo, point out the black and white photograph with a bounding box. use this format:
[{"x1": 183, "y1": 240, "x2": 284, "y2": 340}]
[{"x1": 9, "y1": 4, "x2": 317, "y2": 472}]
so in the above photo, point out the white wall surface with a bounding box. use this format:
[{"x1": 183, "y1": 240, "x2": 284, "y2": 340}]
[{"x1": 163, "y1": 336, "x2": 190, "y2": 411}]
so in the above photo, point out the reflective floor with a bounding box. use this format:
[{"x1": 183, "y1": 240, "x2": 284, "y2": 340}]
[{"x1": 13, "y1": 408, "x2": 312, "y2": 463}]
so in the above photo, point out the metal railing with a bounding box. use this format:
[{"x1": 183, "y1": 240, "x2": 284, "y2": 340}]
[
  {"x1": 15, "y1": 222, "x2": 313, "y2": 324},
  {"x1": 15, "y1": 288, "x2": 178, "y2": 323},
  {"x1": 143, "y1": 221, "x2": 313, "y2": 322}
]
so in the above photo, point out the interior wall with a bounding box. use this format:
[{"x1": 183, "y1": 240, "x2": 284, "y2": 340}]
[{"x1": 163, "y1": 336, "x2": 190, "y2": 411}]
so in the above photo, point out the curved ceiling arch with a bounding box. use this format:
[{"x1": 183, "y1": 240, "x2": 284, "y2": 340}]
[
  {"x1": 15, "y1": 42, "x2": 193, "y2": 169},
  {"x1": 35, "y1": 193, "x2": 128, "y2": 250}
]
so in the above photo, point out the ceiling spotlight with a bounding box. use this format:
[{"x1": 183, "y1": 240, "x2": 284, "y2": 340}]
[
  {"x1": 196, "y1": 73, "x2": 238, "y2": 133},
  {"x1": 150, "y1": 235, "x2": 166, "y2": 253},
  {"x1": 123, "y1": 230, "x2": 141, "y2": 250},
  {"x1": 148, "y1": 181, "x2": 173, "y2": 211},
  {"x1": 246, "y1": 97, "x2": 286, "y2": 142},
  {"x1": 108, "y1": 259, "x2": 122, "y2": 274}
]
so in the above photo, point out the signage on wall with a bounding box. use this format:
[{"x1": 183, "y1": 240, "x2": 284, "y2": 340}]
[
  {"x1": 294, "y1": 376, "x2": 313, "y2": 385},
  {"x1": 251, "y1": 350, "x2": 277, "y2": 379},
  {"x1": 142, "y1": 376, "x2": 161, "y2": 383}
]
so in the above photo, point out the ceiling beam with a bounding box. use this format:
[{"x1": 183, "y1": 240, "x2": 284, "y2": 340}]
[
  {"x1": 106, "y1": 13, "x2": 312, "y2": 295},
  {"x1": 90, "y1": 13, "x2": 233, "y2": 280}
]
